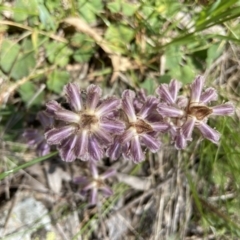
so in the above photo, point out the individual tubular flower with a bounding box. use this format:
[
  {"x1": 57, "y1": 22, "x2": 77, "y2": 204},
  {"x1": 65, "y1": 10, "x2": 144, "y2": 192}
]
[
  {"x1": 45, "y1": 83, "x2": 125, "y2": 162},
  {"x1": 107, "y1": 90, "x2": 168, "y2": 163},
  {"x1": 74, "y1": 162, "x2": 116, "y2": 205},
  {"x1": 23, "y1": 111, "x2": 54, "y2": 156}
]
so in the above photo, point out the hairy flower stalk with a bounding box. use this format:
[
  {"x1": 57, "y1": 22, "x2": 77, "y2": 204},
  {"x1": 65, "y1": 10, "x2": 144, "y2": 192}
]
[
  {"x1": 74, "y1": 162, "x2": 116, "y2": 205},
  {"x1": 107, "y1": 90, "x2": 168, "y2": 163},
  {"x1": 45, "y1": 83, "x2": 125, "y2": 162}
]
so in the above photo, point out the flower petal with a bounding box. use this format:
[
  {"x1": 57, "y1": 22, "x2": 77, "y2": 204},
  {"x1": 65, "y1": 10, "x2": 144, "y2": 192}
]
[
  {"x1": 37, "y1": 111, "x2": 54, "y2": 129},
  {"x1": 64, "y1": 83, "x2": 82, "y2": 111},
  {"x1": 59, "y1": 135, "x2": 77, "y2": 162},
  {"x1": 138, "y1": 96, "x2": 158, "y2": 119},
  {"x1": 196, "y1": 122, "x2": 221, "y2": 144},
  {"x1": 75, "y1": 130, "x2": 88, "y2": 159},
  {"x1": 96, "y1": 97, "x2": 121, "y2": 116},
  {"x1": 141, "y1": 133, "x2": 161, "y2": 152},
  {"x1": 156, "y1": 84, "x2": 174, "y2": 104},
  {"x1": 23, "y1": 129, "x2": 43, "y2": 146},
  {"x1": 174, "y1": 131, "x2": 187, "y2": 149},
  {"x1": 45, "y1": 126, "x2": 75, "y2": 145},
  {"x1": 169, "y1": 79, "x2": 182, "y2": 102},
  {"x1": 200, "y1": 87, "x2": 218, "y2": 104},
  {"x1": 88, "y1": 135, "x2": 104, "y2": 161},
  {"x1": 99, "y1": 118, "x2": 125, "y2": 134},
  {"x1": 120, "y1": 128, "x2": 135, "y2": 144},
  {"x1": 106, "y1": 136, "x2": 122, "y2": 160},
  {"x1": 89, "y1": 162, "x2": 99, "y2": 178},
  {"x1": 122, "y1": 90, "x2": 137, "y2": 122},
  {"x1": 190, "y1": 75, "x2": 204, "y2": 103},
  {"x1": 150, "y1": 122, "x2": 169, "y2": 132},
  {"x1": 90, "y1": 187, "x2": 98, "y2": 205},
  {"x1": 37, "y1": 141, "x2": 51, "y2": 156},
  {"x1": 101, "y1": 185, "x2": 113, "y2": 197},
  {"x1": 211, "y1": 102, "x2": 234, "y2": 116},
  {"x1": 182, "y1": 117, "x2": 196, "y2": 140},
  {"x1": 93, "y1": 127, "x2": 112, "y2": 145},
  {"x1": 101, "y1": 169, "x2": 116, "y2": 180},
  {"x1": 130, "y1": 136, "x2": 145, "y2": 163},
  {"x1": 86, "y1": 85, "x2": 102, "y2": 112},
  {"x1": 46, "y1": 100, "x2": 62, "y2": 114},
  {"x1": 54, "y1": 109, "x2": 80, "y2": 123},
  {"x1": 158, "y1": 104, "x2": 184, "y2": 117}
]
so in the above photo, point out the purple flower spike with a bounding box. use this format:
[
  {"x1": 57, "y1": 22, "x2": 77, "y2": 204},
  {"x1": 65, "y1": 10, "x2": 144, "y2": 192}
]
[
  {"x1": 76, "y1": 162, "x2": 116, "y2": 205},
  {"x1": 45, "y1": 83, "x2": 124, "y2": 162}
]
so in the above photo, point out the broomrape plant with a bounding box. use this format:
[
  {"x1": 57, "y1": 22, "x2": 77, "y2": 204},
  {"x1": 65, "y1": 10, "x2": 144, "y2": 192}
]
[{"x1": 24, "y1": 75, "x2": 234, "y2": 204}]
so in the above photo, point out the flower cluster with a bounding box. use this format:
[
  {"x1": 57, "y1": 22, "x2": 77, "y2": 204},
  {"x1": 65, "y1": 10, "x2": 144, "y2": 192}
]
[{"x1": 44, "y1": 76, "x2": 234, "y2": 163}]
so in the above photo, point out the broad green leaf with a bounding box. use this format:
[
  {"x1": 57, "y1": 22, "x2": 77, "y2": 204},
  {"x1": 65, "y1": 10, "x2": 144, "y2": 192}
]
[
  {"x1": 206, "y1": 43, "x2": 223, "y2": 67},
  {"x1": 0, "y1": 39, "x2": 20, "y2": 73},
  {"x1": 14, "y1": 0, "x2": 38, "y2": 22},
  {"x1": 107, "y1": 1, "x2": 121, "y2": 13},
  {"x1": 78, "y1": 0, "x2": 103, "y2": 23},
  {"x1": 45, "y1": 42, "x2": 73, "y2": 67},
  {"x1": 47, "y1": 70, "x2": 70, "y2": 93},
  {"x1": 122, "y1": 2, "x2": 139, "y2": 16},
  {"x1": 71, "y1": 33, "x2": 95, "y2": 63},
  {"x1": 165, "y1": 45, "x2": 182, "y2": 69},
  {"x1": 105, "y1": 24, "x2": 135, "y2": 53},
  {"x1": 18, "y1": 81, "x2": 44, "y2": 106},
  {"x1": 180, "y1": 59, "x2": 196, "y2": 84},
  {"x1": 11, "y1": 39, "x2": 36, "y2": 79},
  {"x1": 158, "y1": 74, "x2": 172, "y2": 84},
  {"x1": 140, "y1": 78, "x2": 156, "y2": 94}
]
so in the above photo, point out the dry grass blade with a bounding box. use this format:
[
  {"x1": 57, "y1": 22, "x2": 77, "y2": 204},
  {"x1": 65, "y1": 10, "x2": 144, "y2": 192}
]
[{"x1": 64, "y1": 17, "x2": 132, "y2": 82}]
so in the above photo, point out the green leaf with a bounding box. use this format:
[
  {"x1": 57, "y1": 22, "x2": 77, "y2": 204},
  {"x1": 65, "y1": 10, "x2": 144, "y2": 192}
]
[
  {"x1": 45, "y1": 41, "x2": 73, "y2": 67},
  {"x1": 11, "y1": 39, "x2": 36, "y2": 79},
  {"x1": 107, "y1": 1, "x2": 121, "y2": 13},
  {"x1": 18, "y1": 81, "x2": 44, "y2": 106},
  {"x1": 0, "y1": 39, "x2": 20, "y2": 73},
  {"x1": 122, "y1": 2, "x2": 138, "y2": 16},
  {"x1": 165, "y1": 45, "x2": 182, "y2": 69},
  {"x1": 206, "y1": 43, "x2": 223, "y2": 67},
  {"x1": 71, "y1": 33, "x2": 95, "y2": 63},
  {"x1": 13, "y1": 0, "x2": 38, "y2": 22},
  {"x1": 38, "y1": 4, "x2": 56, "y2": 30},
  {"x1": 180, "y1": 59, "x2": 196, "y2": 84},
  {"x1": 78, "y1": 0, "x2": 103, "y2": 23},
  {"x1": 47, "y1": 70, "x2": 70, "y2": 93},
  {"x1": 105, "y1": 24, "x2": 135, "y2": 53},
  {"x1": 140, "y1": 78, "x2": 156, "y2": 94}
]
